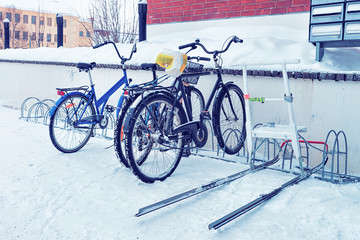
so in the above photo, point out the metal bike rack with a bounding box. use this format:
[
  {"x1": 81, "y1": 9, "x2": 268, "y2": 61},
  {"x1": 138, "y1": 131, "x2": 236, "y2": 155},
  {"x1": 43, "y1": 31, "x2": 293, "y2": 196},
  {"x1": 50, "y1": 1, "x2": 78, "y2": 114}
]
[
  {"x1": 242, "y1": 59, "x2": 307, "y2": 175},
  {"x1": 19, "y1": 96, "x2": 117, "y2": 140}
]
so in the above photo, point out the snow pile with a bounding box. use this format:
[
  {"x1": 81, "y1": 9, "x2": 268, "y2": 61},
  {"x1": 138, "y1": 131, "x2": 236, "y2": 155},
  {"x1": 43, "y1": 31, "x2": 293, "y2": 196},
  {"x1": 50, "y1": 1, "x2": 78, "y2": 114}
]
[{"x1": 1, "y1": 13, "x2": 360, "y2": 73}]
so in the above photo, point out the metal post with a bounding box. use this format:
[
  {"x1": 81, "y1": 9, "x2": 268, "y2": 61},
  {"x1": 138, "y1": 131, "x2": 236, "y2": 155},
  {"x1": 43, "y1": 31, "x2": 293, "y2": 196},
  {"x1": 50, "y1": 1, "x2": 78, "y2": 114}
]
[
  {"x1": 138, "y1": 0, "x2": 148, "y2": 42},
  {"x1": 4, "y1": 18, "x2": 10, "y2": 49},
  {"x1": 56, "y1": 13, "x2": 63, "y2": 47}
]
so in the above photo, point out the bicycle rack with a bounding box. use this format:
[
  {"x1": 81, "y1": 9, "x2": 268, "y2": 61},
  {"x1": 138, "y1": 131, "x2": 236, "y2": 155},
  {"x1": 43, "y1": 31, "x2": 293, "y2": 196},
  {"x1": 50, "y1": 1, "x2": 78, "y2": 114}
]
[
  {"x1": 242, "y1": 59, "x2": 307, "y2": 175},
  {"x1": 19, "y1": 97, "x2": 117, "y2": 140},
  {"x1": 315, "y1": 130, "x2": 360, "y2": 183}
]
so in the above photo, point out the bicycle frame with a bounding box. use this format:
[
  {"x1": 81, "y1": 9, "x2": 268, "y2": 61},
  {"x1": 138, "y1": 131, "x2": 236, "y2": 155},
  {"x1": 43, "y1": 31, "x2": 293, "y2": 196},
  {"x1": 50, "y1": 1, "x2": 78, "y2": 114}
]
[{"x1": 87, "y1": 68, "x2": 129, "y2": 117}]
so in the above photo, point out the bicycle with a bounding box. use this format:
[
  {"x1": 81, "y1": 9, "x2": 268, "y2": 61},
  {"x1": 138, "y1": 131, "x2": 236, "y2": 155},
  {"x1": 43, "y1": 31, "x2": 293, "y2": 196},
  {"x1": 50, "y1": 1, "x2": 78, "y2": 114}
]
[
  {"x1": 49, "y1": 40, "x2": 205, "y2": 168},
  {"x1": 114, "y1": 61, "x2": 205, "y2": 168},
  {"x1": 49, "y1": 41, "x2": 141, "y2": 154},
  {"x1": 124, "y1": 36, "x2": 246, "y2": 183}
]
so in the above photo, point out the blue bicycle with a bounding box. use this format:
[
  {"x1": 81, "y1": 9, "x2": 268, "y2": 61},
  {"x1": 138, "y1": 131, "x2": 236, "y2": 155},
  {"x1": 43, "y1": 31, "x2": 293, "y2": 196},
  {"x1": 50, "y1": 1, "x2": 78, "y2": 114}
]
[{"x1": 49, "y1": 41, "x2": 140, "y2": 153}]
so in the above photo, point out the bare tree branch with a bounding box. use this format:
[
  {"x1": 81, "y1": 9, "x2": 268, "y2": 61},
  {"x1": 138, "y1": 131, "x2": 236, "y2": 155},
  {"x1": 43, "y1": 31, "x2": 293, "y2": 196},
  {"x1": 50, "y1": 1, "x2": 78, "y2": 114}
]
[{"x1": 89, "y1": 0, "x2": 138, "y2": 44}]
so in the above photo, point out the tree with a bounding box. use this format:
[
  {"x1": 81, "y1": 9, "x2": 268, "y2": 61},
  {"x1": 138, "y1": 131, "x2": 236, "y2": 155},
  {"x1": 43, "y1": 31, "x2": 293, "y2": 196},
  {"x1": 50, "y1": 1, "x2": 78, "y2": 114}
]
[
  {"x1": 89, "y1": 0, "x2": 138, "y2": 44},
  {"x1": 2, "y1": 5, "x2": 28, "y2": 49}
]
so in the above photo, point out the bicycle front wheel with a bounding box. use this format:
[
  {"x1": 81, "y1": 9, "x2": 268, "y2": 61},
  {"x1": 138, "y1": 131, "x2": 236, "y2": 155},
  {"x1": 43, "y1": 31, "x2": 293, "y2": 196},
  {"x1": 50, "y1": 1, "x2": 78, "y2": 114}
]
[
  {"x1": 114, "y1": 96, "x2": 138, "y2": 168},
  {"x1": 213, "y1": 83, "x2": 246, "y2": 155},
  {"x1": 49, "y1": 94, "x2": 95, "y2": 153},
  {"x1": 188, "y1": 86, "x2": 205, "y2": 121},
  {"x1": 125, "y1": 94, "x2": 186, "y2": 183}
]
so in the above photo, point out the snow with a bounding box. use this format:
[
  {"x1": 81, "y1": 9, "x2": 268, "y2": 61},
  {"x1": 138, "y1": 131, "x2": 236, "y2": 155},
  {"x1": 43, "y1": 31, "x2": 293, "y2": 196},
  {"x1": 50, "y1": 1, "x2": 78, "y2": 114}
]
[
  {"x1": 1, "y1": 12, "x2": 360, "y2": 239},
  {"x1": 1, "y1": 13, "x2": 360, "y2": 73},
  {"x1": 312, "y1": 5, "x2": 342, "y2": 15},
  {"x1": 1, "y1": 106, "x2": 360, "y2": 239}
]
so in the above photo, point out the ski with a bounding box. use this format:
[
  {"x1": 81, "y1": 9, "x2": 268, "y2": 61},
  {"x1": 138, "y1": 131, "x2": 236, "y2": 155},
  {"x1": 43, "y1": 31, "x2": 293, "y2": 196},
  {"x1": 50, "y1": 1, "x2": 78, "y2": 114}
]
[
  {"x1": 208, "y1": 162, "x2": 325, "y2": 230},
  {"x1": 135, "y1": 157, "x2": 280, "y2": 217}
]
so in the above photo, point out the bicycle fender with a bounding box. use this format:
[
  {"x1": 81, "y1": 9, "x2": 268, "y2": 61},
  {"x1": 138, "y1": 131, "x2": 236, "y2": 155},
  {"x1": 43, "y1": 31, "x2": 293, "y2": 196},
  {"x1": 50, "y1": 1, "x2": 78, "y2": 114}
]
[
  {"x1": 211, "y1": 82, "x2": 234, "y2": 138},
  {"x1": 49, "y1": 91, "x2": 86, "y2": 117}
]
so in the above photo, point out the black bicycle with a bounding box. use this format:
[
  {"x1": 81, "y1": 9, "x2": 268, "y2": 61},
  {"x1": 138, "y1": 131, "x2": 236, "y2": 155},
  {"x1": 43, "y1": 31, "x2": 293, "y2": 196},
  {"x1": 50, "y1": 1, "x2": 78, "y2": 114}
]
[
  {"x1": 124, "y1": 36, "x2": 246, "y2": 183},
  {"x1": 114, "y1": 61, "x2": 205, "y2": 168}
]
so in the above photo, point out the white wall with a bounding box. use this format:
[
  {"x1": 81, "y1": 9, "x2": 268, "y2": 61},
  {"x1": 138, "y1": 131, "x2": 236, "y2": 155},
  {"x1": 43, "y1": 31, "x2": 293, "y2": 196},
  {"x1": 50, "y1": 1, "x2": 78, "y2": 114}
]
[{"x1": 1, "y1": 62, "x2": 359, "y2": 173}]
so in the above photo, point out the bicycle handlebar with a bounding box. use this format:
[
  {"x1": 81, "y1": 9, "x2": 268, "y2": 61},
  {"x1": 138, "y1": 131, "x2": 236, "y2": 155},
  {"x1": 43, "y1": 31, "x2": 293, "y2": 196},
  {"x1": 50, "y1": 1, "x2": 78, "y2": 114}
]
[
  {"x1": 93, "y1": 41, "x2": 108, "y2": 49},
  {"x1": 188, "y1": 56, "x2": 211, "y2": 62},
  {"x1": 92, "y1": 40, "x2": 137, "y2": 64},
  {"x1": 179, "y1": 36, "x2": 243, "y2": 56},
  {"x1": 179, "y1": 42, "x2": 196, "y2": 50}
]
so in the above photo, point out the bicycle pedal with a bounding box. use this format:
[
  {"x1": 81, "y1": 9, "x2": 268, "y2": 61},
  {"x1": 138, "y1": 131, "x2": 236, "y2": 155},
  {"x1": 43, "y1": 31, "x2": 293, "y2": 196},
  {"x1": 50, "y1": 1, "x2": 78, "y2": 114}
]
[
  {"x1": 105, "y1": 105, "x2": 116, "y2": 113},
  {"x1": 182, "y1": 148, "x2": 191, "y2": 158},
  {"x1": 91, "y1": 129, "x2": 96, "y2": 137}
]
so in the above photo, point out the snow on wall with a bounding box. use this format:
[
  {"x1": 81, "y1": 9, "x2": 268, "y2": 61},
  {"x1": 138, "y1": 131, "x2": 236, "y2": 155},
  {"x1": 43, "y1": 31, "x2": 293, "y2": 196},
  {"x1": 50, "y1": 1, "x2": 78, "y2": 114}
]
[{"x1": 0, "y1": 61, "x2": 359, "y2": 173}]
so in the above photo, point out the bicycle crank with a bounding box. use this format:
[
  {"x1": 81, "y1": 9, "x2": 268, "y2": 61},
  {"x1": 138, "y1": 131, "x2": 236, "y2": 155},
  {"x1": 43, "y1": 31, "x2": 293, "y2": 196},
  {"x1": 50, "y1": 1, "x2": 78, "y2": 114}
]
[{"x1": 99, "y1": 115, "x2": 109, "y2": 129}]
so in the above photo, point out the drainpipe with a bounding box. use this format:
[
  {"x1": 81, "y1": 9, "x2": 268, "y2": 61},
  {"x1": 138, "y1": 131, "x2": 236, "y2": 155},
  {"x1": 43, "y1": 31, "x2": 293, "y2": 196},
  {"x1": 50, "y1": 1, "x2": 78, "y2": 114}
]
[
  {"x1": 138, "y1": 0, "x2": 147, "y2": 42},
  {"x1": 56, "y1": 13, "x2": 63, "y2": 47},
  {"x1": 4, "y1": 18, "x2": 10, "y2": 49}
]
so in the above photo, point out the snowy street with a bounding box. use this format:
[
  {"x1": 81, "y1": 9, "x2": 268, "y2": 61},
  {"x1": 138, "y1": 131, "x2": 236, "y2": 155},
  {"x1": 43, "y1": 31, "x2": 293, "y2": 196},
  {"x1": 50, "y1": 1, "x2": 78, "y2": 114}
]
[{"x1": 1, "y1": 106, "x2": 360, "y2": 239}]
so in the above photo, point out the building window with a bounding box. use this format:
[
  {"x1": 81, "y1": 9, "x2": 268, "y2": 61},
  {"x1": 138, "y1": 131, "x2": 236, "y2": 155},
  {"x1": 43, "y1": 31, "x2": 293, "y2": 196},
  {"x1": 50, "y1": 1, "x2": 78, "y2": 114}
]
[
  {"x1": 0, "y1": 29, "x2": 2, "y2": 38},
  {"x1": 79, "y1": 31, "x2": 83, "y2": 37},
  {"x1": 31, "y1": 16, "x2": 36, "y2": 24},
  {"x1": 23, "y1": 31, "x2": 28, "y2": 40},
  {"x1": 23, "y1": 15, "x2": 28, "y2": 23},
  {"x1": 86, "y1": 31, "x2": 90, "y2": 37},
  {"x1": 15, "y1": 31, "x2": 20, "y2": 39},
  {"x1": 15, "y1": 13, "x2": 20, "y2": 23},
  {"x1": 31, "y1": 32, "x2": 36, "y2": 40},
  {"x1": 6, "y1": 12, "x2": 11, "y2": 21},
  {"x1": 39, "y1": 33, "x2": 44, "y2": 42},
  {"x1": 0, "y1": 12, "x2": 2, "y2": 21},
  {"x1": 64, "y1": 19, "x2": 67, "y2": 28},
  {"x1": 47, "y1": 34, "x2": 51, "y2": 42},
  {"x1": 47, "y1": 18, "x2": 52, "y2": 26},
  {"x1": 40, "y1": 17, "x2": 44, "y2": 25},
  {"x1": 54, "y1": 34, "x2": 57, "y2": 42}
]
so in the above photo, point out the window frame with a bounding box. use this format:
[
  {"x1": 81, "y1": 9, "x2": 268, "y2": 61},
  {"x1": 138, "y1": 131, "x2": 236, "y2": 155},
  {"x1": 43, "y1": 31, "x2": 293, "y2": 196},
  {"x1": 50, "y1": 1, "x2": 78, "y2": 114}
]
[
  {"x1": 31, "y1": 16, "x2": 36, "y2": 25},
  {"x1": 6, "y1": 12, "x2": 12, "y2": 21},
  {"x1": 23, "y1": 31, "x2": 28, "y2": 40},
  {"x1": 47, "y1": 17, "x2": 52, "y2": 26},
  {"x1": 15, "y1": 13, "x2": 20, "y2": 23},
  {"x1": 15, "y1": 31, "x2": 20, "y2": 40},
  {"x1": 23, "y1": 14, "x2": 28, "y2": 24}
]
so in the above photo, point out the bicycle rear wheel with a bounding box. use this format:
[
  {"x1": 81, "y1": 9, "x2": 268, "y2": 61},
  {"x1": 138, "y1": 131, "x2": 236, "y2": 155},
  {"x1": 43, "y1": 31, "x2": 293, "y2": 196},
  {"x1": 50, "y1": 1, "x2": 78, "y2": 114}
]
[
  {"x1": 213, "y1": 83, "x2": 246, "y2": 155},
  {"x1": 125, "y1": 94, "x2": 186, "y2": 183},
  {"x1": 49, "y1": 94, "x2": 95, "y2": 153}
]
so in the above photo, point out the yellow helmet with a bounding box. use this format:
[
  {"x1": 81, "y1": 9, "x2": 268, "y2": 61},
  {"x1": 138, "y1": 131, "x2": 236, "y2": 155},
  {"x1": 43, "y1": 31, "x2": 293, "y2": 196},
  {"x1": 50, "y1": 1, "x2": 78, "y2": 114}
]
[{"x1": 156, "y1": 50, "x2": 187, "y2": 78}]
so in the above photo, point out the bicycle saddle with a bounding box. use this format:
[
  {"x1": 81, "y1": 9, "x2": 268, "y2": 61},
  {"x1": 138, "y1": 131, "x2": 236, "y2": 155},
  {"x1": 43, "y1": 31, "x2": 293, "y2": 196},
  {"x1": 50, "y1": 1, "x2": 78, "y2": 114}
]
[
  {"x1": 77, "y1": 62, "x2": 96, "y2": 71},
  {"x1": 141, "y1": 63, "x2": 157, "y2": 71}
]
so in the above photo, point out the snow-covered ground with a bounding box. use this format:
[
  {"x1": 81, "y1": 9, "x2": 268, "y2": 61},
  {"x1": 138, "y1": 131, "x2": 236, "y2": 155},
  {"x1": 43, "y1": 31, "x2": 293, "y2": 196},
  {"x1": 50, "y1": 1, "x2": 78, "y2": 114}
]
[{"x1": 1, "y1": 106, "x2": 360, "y2": 239}]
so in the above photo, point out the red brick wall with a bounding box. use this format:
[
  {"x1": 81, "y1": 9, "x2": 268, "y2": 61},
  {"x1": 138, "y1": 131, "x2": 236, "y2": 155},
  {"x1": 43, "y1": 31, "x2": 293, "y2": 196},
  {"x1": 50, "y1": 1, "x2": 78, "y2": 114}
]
[{"x1": 147, "y1": 0, "x2": 310, "y2": 24}]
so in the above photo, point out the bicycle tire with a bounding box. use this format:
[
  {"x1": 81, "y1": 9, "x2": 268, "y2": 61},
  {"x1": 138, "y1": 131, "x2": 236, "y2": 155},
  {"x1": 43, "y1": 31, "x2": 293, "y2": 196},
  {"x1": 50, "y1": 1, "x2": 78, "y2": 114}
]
[
  {"x1": 213, "y1": 83, "x2": 246, "y2": 155},
  {"x1": 125, "y1": 93, "x2": 186, "y2": 183},
  {"x1": 114, "y1": 95, "x2": 138, "y2": 168},
  {"x1": 49, "y1": 94, "x2": 95, "y2": 153}
]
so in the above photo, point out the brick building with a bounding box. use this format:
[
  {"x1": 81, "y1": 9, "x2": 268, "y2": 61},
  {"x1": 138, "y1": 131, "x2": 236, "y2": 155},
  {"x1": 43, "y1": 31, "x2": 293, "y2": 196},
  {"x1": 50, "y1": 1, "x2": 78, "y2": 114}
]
[
  {"x1": 0, "y1": 6, "x2": 92, "y2": 49},
  {"x1": 147, "y1": 0, "x2": 310, "y2": 24}
]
